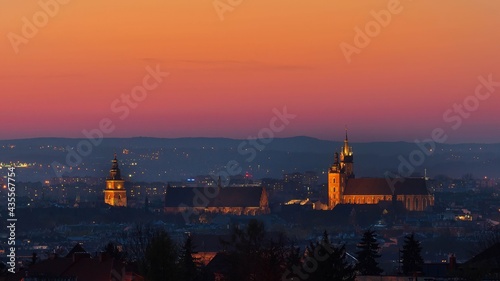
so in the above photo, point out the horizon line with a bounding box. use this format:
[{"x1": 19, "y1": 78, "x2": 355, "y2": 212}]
[{"x1": 1, "y1": 135, "x2": 499, "y2": 145}]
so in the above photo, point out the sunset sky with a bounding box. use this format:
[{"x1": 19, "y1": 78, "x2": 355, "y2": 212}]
[{"x1": 1, "y1": 0, "x2": 499, "y2": 142}]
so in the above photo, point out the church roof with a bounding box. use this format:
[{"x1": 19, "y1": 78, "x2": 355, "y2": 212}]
[
  {"x1": 393, "y1": 178, "x2": 430, "y2": 195},
  {"x1": 165, "y1": 186, "x2": 266, "y2": 208},
  {"x1": 344, "y1": 178, "x2": 393, "y2": 195},
  {"x1": 343, "y1": 178, "x2": 430, "y2": 196}
]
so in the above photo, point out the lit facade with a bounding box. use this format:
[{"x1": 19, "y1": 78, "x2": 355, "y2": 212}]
[
  {"x1": 104, "y1": 154, "x2": 127, "y2": 207},
  {"x1": 328, "y1": 132, "x2": 434, "y2": 211},
  {"x1": 328, "y1": 131, "x2": 354, "y2": 208}
]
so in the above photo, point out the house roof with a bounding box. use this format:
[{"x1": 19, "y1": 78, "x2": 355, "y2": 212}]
[
  {"x1": 343, "y1": 178, "x2": 430, "y2": 196},
  {"x1": 22, "y1": 255, "x2": 115, "y2": 281},
  {"x1": 206, "y1": 252, "x2": 232, "y2": 274},
  {"x1": 165, "y1": 186, "x2": 266, "y2": 208},
  {"x1": 65, "y1": 243, "x2": 86, "y2": 258},
  {"x1": 465, "y1": 242, "x2": 500, "y2": 268},
  {"x1": 62, "y1": 257, "x2": 115, "y2": 281}
]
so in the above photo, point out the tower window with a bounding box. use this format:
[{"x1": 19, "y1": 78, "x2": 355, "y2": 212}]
[{"x1": 333, "y1": 178, "x2": 336, "y2": 183}]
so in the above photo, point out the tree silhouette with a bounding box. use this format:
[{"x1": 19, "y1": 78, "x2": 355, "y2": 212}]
[
  {"x1": 31, "y1": 252, "x2": 38, "y2": 265},
  {"x1": 306, "y1": 231, "x2": 356, "y2": 281},
  {"x1": 282, "y1": 243, "x2": 303, "y2": 281},
  {"x1": 222, "y1": 219, "x2": 289, "y2": 281},
  {"x1": 121, "y1": 224, "x2": 180, "y2": 281},
  {"x1": 103, "y1": 242, "x2": 126, "y2": 261},
  {"x1": 180, "y1": 235, "x2": 201, "y2": 281},
  {"x1": 142, "y1": 229, "x2": 180, "y2": 281},
  {"x1": 401, "y1": 233, "x2": 423, "y2": 275},
  {"x1": 122, "y1": 223, "x2": 155, "y2": 263},
  {"x1": 355, "y1": 229, "x2": 382, "y2": 275}
]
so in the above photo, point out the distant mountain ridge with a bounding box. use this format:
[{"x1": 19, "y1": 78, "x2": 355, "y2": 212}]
[{"x1": 1, "y1": 137, "x2": 499, "y2": 182}]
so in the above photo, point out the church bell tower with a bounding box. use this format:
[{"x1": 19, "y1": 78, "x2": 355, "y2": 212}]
[
  {"x1": 104, "y1": 153, "x2": 127, "y2": 207},
  {"x1": 340, "y1": 129, "x2": 354, "y2": 178},
  {"x1": 328, "y1": 129, "x2": 355, "y2": 209},
  {"x1": 328, "y1": 152, "x2": 343, "y2": 209}
]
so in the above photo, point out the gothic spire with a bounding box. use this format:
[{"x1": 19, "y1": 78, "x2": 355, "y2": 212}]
[{"x1": 343, "y1": 126, "x2": 350, "y2": 156}]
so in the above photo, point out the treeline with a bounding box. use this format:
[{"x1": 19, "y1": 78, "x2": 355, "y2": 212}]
[{"x1": 104, "y1": 219, "x2": 426, "y2": 281}]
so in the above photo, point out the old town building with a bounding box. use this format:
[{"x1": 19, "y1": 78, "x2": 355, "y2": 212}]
[{"x1": 328, "y1": 131, "x2": 434, "y2": 211}]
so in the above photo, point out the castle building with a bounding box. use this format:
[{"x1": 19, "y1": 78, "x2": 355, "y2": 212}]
[
  {"x1": 328, "y1": 132, "x2": 434, "y2": 211},
  {"x1": 104, "y1": 153, "x2": 127, "y2": 207}
]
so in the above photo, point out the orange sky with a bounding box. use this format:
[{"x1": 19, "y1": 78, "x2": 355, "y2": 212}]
[{"x1": 1, "y1": 0, "x2": 499, "y2": 142}]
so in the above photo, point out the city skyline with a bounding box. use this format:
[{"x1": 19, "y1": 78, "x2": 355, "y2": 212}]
[
  {"x1": 2, "y1": 2, "x2": 500, "y2": 279},
  {"x1": 2, "y1": 1, "x2": 500, "y2": 143}
]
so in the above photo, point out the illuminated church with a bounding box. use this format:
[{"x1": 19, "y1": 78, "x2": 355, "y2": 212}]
[
  {"x1": 328, "y1": 132, "x2": 434, "y2": 211},
  {"x1": 164, "y1": 180, "x2": 270, "y2": 216},
  {"x1": 104, "y1": 154, "x2": 127, "y2": 207}
]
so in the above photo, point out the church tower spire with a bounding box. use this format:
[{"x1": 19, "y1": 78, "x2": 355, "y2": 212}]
[
  {"x1": 109, "y1": 153, "x2": 122, "y2": 180},
  {"x1": 104, "y1": 153, "x2": 127, "y2": 207},
  {"x1": 343, "y1": 127, "x2": 351, "y2": 156},
  {"x1": 340, "y1": 127, "x2": 354, "y2": 178}
]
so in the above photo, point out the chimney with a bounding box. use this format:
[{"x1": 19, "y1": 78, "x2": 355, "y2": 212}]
[
  {"x1": 99, "y1": 251, "x2": 110, "y2": 262},
  {"x1": 449, "y1": 253, "x2": 457, "y2": 271}
]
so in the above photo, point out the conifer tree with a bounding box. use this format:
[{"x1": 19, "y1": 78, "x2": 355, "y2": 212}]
[
  {"x1": 355, "y1": 229, "x2": 383, "y2": 275},
  {"x1": 400, "y1": 233, "x2": 424, "y2": 275},
  {"x1": 180, "y1": 235, "x2": 201, "y2": 281},
  {"x1": 306, "y1": 231, "x2": 356, "y2": 281}
]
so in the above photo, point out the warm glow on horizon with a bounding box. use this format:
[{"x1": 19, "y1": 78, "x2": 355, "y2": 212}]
[{"x1": 1, "y1": 0, "x2": 499, "y2": 143}]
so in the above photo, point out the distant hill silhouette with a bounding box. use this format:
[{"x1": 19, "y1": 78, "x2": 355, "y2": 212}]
[{"x1": 1, "y1": 137, "x2": 499, "y2": 182}]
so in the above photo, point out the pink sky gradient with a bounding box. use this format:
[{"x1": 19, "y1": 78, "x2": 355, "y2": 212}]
[{"x1": 1, "y1": 0, "x2": 499, "y2": 142}]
